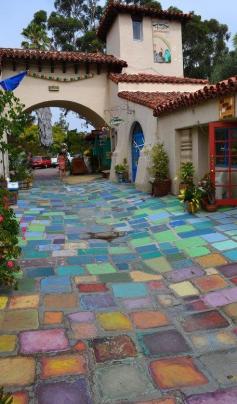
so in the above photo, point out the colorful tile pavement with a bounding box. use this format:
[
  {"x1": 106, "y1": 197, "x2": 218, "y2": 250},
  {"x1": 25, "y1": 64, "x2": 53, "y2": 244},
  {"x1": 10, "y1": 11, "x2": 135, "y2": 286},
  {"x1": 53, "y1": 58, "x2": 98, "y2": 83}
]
[{"x1": 2, "y1": 175, "x2": 237, "y2": 402}]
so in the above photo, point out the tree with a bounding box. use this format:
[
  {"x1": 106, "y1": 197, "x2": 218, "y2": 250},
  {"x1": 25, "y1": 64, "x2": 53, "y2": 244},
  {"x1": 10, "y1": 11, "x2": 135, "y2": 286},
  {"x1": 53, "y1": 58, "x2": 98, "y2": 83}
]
[
  {"x1": 210, "y1": 34, "x2": 237, "y2": 82},
  {"x1": 21, "y1": 11, "x2": 53, "y2": 147},
  {"x1": 21, "y1": 10, "x2": 51, "y2": 50},
  {"x1": 48, "y1": 0, "x2": 104, "y2": 51},
  {"x1": 0, "y1": 90, "x2": 27, "y2": 177},
  {"x1": 182, "y1": 14, "x2": 230, "y2": 79}
]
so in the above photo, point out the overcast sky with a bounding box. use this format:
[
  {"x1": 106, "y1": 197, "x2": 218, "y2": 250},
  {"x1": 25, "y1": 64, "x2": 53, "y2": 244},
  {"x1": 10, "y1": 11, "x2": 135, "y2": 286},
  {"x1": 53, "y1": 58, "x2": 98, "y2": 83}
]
[{"x1": 0, "y1": 0, "x2": 235, "y2": 130}]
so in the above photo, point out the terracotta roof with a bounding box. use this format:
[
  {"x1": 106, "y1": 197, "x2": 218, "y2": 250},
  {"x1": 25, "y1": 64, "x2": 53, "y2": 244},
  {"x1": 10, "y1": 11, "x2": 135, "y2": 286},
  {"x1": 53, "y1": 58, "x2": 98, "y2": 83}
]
[
  {"x1": 0, "y1": 48, "x2": 127, "y2": 69},
  {"x1": 154, "y1": 76, "x2": 237, "y2": 116},
  {"x1": 118, "y1": 91, "x2": 188, "y2": 109},
  {"x1": 98, "y1": 1, "x2": 191, "y2": 41},
  {"x1": 109, "y1": 73, "x2": 208, "y2": 84}
]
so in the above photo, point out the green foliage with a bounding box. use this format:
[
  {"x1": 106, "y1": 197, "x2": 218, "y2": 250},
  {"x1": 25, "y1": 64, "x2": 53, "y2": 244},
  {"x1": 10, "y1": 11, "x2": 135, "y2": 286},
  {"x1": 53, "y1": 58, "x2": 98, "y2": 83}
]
[
  {"x1": 178, "y1": 185, "x2": 202, "y2": 213},
  {"x1": 115, "y1": 159, "x2": 128, "y2": 173},
  {"x1": 183, "y1": 14, "x2": 230, "y2": 79},
  {"x1": 21, "y1": 10, "x2": 51, "y2": 50},
  {"x1": 198, "y1": 172, "x2": 216, "y2": 204},
  {"x1": 0, "y1": 189, "x2": 21, "y2": 289},
  {"x1": 210, "y1": 48, "x2": 237, "y2": 83},
  {"x1": 148, "y1": 143, "x2": 169, "y2": 181},
  {"x1": 67, "y1": 130, "x2": 87, "y2": 154},
  {"x1": 0, "y1": 387, "x2": 13, "y2": 404},
  {"x1": 180, "y1": 162, "x2": 195, "y2": 185}
]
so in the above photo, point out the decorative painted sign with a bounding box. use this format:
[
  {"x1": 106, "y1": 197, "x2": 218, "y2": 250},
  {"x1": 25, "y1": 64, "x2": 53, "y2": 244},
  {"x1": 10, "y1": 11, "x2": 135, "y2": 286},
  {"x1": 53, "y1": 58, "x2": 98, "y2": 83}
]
[
  {"x1": 152, "y1": 20, "x2": 171, "y2": 64},
  {"x1": 219, "y1": 96, "x2": 235, "y2": 119},
  {"x1": 48, "y1": 85, "x2": 59, "y2": 92}
]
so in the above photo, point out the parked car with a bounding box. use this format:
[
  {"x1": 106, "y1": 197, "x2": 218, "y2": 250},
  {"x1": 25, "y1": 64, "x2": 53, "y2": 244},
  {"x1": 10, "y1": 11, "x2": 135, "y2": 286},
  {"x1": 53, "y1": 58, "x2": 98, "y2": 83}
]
[
  {"x1": 51, "y1": 156, "x2": 59, "y2": 167},
  {"x1": 30, "y1": 156, "x2": 52, "y2": 169}
]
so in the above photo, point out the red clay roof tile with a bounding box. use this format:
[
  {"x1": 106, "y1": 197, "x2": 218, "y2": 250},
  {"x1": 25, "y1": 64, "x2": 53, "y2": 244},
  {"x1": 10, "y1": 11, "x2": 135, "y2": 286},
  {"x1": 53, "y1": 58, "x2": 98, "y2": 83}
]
[
  {"x1": 0, "y1": 48, "x2": 127, "y2": 69},
  {"x1": 118, "y1": 91, "x2": 188, "y2": 109},
  {"x1": 109, "y1": 73, "x2": 208, "y2": 84}
]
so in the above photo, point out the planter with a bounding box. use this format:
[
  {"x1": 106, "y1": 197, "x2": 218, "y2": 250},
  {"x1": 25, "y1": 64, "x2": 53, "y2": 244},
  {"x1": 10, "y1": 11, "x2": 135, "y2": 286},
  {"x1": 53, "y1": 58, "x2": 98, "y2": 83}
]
[
  {"x1": 186, "y1": 201, "x2": 199, "y2": 214},
  {"x1": 0, "y1": 179, "x2": 7, "y2": 189},
  {"x1": 8, "y1": 191, "x2": 18, "y2": 205},
  {"x1": 18, "y1": 180, "x2": 30, "y2": 190},
  {"x1": 116, "y1": 171, "x2": 125, "y2": 183},
  {"x1": 152, "y1": 178, "x2": 171, "y2": 197},
  {"x1": 201, "y1": 197, "x2": 217, "y2": 212}
]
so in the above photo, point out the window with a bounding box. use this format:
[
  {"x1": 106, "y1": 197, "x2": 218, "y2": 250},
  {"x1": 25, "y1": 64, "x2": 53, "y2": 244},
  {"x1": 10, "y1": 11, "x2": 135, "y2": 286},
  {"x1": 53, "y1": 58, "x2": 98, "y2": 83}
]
[{"x1": 132, "y1": 18, "x2": 143, "y2": 41}]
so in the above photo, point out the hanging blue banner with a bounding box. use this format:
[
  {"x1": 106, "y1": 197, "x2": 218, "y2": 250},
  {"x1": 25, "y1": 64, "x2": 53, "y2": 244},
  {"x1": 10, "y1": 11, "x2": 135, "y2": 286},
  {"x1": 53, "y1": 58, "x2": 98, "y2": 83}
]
[{"x1": 0, "y1": 71, "x2": 27, "y2": 91}]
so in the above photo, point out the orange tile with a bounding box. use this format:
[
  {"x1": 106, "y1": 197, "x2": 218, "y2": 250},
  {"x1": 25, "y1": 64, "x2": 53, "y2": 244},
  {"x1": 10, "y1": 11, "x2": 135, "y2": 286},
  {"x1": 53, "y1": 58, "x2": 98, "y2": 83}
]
[
  {"x1": 150, "y1": 356, "x2": 208, "y2": 389},
  {"x1": 196, "y1": 254, "x2": 227, "y2": 268},
  {"x1": 12, "y1": 391, "x2": 29, "y2": 404},
  {"x1": 41, "y1": 354, "x2": 87, "y2": 379},
  {"x1": 193, "y1": 274, "x2": 228, "y2": 292},
  {"x1": 44, "y1": 311, "x2": 63, "y2": 324},
  {"x1": 9, "y1": 295, "x2": 39, "y2": 309},
  {"x1": 130, "y1": 311, "x2": 170, "y2": 329}
]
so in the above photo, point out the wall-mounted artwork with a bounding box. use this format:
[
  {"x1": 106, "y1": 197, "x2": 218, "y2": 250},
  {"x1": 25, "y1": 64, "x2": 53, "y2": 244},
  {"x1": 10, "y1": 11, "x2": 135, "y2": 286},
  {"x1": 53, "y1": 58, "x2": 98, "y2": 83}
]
[{"x1": 152, "y1": 20, "x2": 171, "y2": 63}]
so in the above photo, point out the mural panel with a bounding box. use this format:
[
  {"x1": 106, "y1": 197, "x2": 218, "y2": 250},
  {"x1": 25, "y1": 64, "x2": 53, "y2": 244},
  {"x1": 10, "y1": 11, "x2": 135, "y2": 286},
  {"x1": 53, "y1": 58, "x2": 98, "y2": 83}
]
[{"x1": 152, "y1": 21, "x2": 171, "y2": 63}]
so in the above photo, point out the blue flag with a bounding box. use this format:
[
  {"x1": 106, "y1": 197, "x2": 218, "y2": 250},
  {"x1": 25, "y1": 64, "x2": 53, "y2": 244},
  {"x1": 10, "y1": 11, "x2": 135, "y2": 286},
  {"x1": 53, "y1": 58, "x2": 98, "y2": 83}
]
[{"x1": 0, "y1": 71, "x2": 27, "y2": 91}]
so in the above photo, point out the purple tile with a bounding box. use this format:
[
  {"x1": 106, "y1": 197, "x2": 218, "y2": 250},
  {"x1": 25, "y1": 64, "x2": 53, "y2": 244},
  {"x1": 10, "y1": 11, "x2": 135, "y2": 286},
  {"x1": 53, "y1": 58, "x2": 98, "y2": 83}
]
[
  {"x1": 187, "y1": 387, "x2": 237, "y2": 404},
  {"x1": 202, "y1": 287, "x2": 237, "y2": 307},
  {"x1": 165, "y1": 267, "x2": 204, "y2": 282},
  {"x1": 140, "y1": 329, "x2": 191, "y2": 357},
  {"x1": 20, "y1": 329, "x2": 69, "y2": 354},
  {"x1": 218, "y1": 263, "x2": 237, "y2": 278},
  {"x1": 68, "y1": 312, "x2": 95, "y2": 322},
  {"x1": 80, "y1": 294, "x2": 116, "y2": 310},
  {"x1": 122, "y1": 297, "x2": 153, "y2": 310},
  {"x1": 37, "y1": 379, "x2": 92, "y2": 404}
]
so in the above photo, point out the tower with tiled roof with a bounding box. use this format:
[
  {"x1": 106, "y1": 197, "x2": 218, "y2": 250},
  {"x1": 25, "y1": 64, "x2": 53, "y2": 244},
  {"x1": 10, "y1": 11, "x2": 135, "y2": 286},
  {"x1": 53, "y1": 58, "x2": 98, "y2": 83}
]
[{"x1": 97, "y1": 1, "x2": 191, "y2": 76}]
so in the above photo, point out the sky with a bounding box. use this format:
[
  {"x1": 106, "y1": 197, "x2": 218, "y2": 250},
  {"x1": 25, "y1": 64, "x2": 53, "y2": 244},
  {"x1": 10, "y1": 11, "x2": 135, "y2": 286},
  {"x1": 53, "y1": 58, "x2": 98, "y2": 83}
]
[{"x1": 0, "y1": 0, "x2": 236, "y2": 130}]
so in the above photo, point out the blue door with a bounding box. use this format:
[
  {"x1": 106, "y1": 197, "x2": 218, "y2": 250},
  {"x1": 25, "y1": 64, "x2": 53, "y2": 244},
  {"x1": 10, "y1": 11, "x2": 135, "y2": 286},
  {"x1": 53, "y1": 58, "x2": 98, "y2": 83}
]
[{"x1": 132, "y1": 124, "x2": 144, "y2": 182}]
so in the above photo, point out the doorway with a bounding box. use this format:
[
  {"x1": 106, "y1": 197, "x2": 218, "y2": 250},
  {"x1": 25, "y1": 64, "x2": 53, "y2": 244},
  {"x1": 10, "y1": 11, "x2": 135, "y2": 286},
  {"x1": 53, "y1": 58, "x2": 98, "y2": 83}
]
[
  {"x1": 209, "y1": 121, "x2": 237, "y2": 205},
  {"x1": 131, "y1": 122, "x2": 144, "y2": 182}
]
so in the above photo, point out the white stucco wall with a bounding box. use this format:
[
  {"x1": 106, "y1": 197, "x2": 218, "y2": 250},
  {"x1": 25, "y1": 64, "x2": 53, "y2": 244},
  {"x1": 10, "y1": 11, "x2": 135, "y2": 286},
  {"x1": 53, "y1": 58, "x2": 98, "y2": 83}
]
[
  {"x1": 106, "y1": 14, "x2": 184, "y2": 76},
  {"x1": 2, "y1": 63, "x2": 110, "y2": 128}
]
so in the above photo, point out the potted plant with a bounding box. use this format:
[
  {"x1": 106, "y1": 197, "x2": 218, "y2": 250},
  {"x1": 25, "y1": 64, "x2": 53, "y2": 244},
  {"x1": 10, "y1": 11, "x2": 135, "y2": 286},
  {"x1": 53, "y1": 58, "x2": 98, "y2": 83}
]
[
  {"x1": 178, "y1": 184, "x2": 202, "y2": 214},
  {"x1": 179, "y1": 161, "x2": 195, "y2": 191},
  {"x1": 198, "y1": 173, "x2": 217, "y2": 212},
  {"x1": 115, "y1": 159, "x2": 129, "y2": 183},
  {"x1": 0, "y1": 176, "x2": 7, "y2": 189},
  {"x1": 148, "y1": 143, "x2": 171, "y2": 197}
]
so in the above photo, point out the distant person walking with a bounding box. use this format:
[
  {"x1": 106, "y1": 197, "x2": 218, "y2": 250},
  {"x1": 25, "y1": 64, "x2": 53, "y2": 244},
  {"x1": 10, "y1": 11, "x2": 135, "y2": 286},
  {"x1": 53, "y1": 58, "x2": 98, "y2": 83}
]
[{"x1": 57, "y1": 151, "x2": 67, "y2": 180}]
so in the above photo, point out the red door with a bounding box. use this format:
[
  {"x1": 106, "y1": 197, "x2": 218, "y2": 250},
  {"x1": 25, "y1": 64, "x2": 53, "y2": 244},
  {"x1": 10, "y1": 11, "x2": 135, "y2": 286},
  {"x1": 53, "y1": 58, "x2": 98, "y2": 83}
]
[{"x1": 210, "y1": 122, "x2": 237, "y2": 205}]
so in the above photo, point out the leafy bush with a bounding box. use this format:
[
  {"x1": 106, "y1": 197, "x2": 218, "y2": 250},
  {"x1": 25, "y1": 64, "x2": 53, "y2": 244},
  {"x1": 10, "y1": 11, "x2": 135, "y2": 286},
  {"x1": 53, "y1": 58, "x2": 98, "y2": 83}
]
[
  {"x1": 0, "y1": 189, "x2": 21, "y2": 289},
  {"x1": 148, "y1": 143, "x2": 169, "y2": 181}
]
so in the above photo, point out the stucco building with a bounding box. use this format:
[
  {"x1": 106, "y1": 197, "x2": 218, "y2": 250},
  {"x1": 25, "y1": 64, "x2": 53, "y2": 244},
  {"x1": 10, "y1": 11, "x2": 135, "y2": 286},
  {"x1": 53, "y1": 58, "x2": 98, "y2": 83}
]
[{"x1": 1, "y1": 1, "x2": 237, "y2": 205}]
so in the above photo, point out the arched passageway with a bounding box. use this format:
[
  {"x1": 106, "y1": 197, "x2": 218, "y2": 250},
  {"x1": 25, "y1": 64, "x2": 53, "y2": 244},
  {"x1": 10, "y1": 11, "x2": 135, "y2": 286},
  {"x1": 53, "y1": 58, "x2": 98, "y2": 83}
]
[{"x1": 131, "y1": 122, "x2": 145, "y2": 182}]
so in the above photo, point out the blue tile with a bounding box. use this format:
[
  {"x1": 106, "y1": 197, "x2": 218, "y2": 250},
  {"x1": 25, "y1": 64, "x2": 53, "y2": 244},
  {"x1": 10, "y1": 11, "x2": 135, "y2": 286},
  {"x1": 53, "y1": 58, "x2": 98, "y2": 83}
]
[
  {"x1": 112, "y1": 282, "x2": 148, "y2": 298},
  {"x1": 26, "y1": 267, "x2": 55, "y2": 278},
  {"x1": 201, "y1": 233, "x2": 228, "y2": 243},
  {"x1": 135, "y1": 245, "x2": 158, "y2": 253},
  {"x1": 41, "y1": 276, "x2": 71, "y2": 293},
  {"x1": 68, "y1": 256, "x2": 94, "y2": 265},
  {"x1": 223, "y1": 250, "x2": 237, "y2": 261}
]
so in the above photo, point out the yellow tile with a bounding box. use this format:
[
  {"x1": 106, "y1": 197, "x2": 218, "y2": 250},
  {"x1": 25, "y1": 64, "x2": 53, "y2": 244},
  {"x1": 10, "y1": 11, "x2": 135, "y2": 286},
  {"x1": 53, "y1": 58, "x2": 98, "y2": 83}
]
[
  {"x1": 0, "y1": 357, "x2": 35, "y2": 386},
  {"x1": 130, "y1": 271, "x2": 162, "y2": 282},
  {"x1": 170, "y1": 281, "x2": 199, "y2": 297},
  {"x1": 9, "y1": 294, "x2": 40, "y2": 309},
  {"x1": 0, "y1": 296, "x2": 8, "y2": 309},
  {"x1": 97, "y1": 312, "x2": 132, "y2": 331},
  {"x1": 74, "y1": 275, "x2": 98, "y2": 284},
  {"x1": 0, "y1": 335, "x2": 17, "y2": 352}
]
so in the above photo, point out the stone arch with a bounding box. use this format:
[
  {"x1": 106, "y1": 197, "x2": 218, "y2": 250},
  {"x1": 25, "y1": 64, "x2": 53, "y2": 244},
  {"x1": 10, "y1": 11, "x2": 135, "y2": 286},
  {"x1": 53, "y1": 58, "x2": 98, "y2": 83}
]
[{"x1": 24, "y1": 100, "x2": 107, "y2": 128}]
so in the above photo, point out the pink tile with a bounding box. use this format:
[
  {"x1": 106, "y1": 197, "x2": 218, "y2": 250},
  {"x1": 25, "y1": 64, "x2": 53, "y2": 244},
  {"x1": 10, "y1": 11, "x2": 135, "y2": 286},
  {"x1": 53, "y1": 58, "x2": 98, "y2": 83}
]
[{"x1": 20, "y1": 329, "x2": 69, "y2": 354}]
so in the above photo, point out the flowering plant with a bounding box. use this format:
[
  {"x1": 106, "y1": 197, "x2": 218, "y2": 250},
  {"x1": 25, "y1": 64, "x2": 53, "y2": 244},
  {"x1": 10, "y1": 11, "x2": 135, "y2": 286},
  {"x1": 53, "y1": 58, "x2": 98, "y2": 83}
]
[{"x1": 0, "y1": 189, "x2": 21, "y2": 289}]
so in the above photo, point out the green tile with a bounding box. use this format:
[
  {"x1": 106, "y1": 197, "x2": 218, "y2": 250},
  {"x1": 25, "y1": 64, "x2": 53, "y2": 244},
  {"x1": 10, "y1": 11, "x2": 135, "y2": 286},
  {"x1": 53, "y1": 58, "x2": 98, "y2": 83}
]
[
  {"x1": 28, "y1": 224, "x2": 46, "y2": 232},
  {"x1": 140, "y1": 251, "x2": 162, "y2": 260},
  {"x1": 109, "y1": 247, "x2": 132, "y2": 255},
  {"x1": 153, "y1": 230, "x2": 178, "y2": 243},
  {"x1": 98, "y1": 272, "x2": 131, "y2": 283},
  {"x1": 175, "y1": 225, "x2": 195, "y2": 233},
  {"x1": 86, "y1": 263, "x2": 116, "y2": 275},
  {"x1": 185, "y1": 246, "x2": 210, "y2": 257},
  {"x1": 144, "y1": 257, "x2": 172, "y2": 273},
  {"x1": 175, "y1": 237, "x2": 207, "y2": 249},
  {"x1": 212, "y1": 240, "x2": 237, "y2": 251},
  {"x1": 17, "y1": 277, "x2": 36, "y2": 292},
  {"x1": 130, "y1": 237, "x2": 154, "y2": 247},
  {"x1": 78, "y1": 248, "x2": 108, "y2": 255}
]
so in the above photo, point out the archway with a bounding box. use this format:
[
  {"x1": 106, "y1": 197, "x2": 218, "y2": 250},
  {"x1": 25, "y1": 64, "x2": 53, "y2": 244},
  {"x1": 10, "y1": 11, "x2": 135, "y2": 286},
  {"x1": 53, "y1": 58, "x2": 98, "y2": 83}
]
[{"x1": 131, "y1": 122, "x2": 145, "y2": 182}]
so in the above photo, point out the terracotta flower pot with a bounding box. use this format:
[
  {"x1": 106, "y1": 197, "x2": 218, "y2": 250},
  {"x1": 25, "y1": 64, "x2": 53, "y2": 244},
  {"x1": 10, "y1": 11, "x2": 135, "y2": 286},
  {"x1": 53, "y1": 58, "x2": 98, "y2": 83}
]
[{"x1": 152, "y1": 179, "x2": 171, "y2": 197}]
